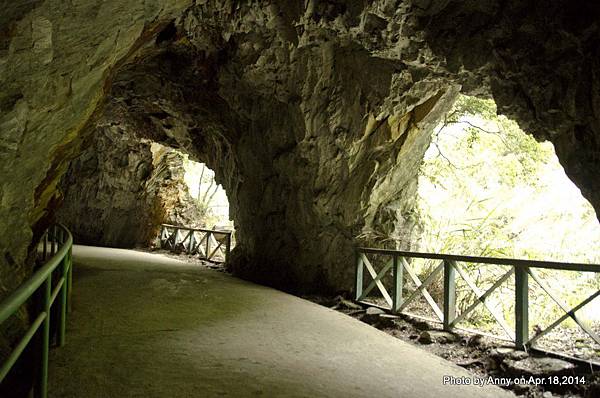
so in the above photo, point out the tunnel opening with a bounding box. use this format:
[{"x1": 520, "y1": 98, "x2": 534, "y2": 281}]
[
  {"x1": 57, "y1": 127, "x2": 236, "y2": 251},
  {"x1": 3, "y1": 2, "x2": 600, "y2": 397},
  {"x1": 358, "y1": 94, "x2": 600, "y2": 362},
  {"x1": 416, "y1": 95, "x2": 600, "y2": 264},
  {"x1": 179, "y1": 148, "x2": 233, "y2": 231}
]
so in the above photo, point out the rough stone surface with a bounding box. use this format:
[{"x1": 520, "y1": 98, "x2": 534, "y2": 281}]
[
  {"x1": 413, "y1": 0, "x2": 600, "y2": 214},
  {"x1": 145, "y1": 144, "x2": 204, "y2": 231},
  {"x1": 0, "y1": 0, "x2": 191, "y2": 300},
  {"x1": 361, "y1": 307, "x2": 387, "y2": 325},
  {"x1": 57, "y1": 122, "x2": 200, "y2": 248},
  {"x1": 375, "y1": 314, "x2": 398, "y2": 329},
  {"x1": 1, "y1": 0, "x2": 599, "y2": 300},
  {"x1": 418, "y1": 330, "x2": 459, "y2": 345},
  {"x1": 84, "y1": 2, "x2": 459, "y2": 293},
  {"x1": 490, "y1": 347, "x2": 530, "y2": 361},
  {"x1": 413, "y1": 319, "x2": 435, "y2": 331},
  {"x1": 57, "y1": 122, "x2": 153, "y2": 248},
  {"x1": 502, "y1": 357, "x2": 576, "y2": 377}
]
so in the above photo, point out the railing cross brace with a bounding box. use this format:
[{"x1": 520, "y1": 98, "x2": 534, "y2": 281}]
[
  {"x1": 527, "y1": 269, "x2": 600, "y2": 346},
  {"x1": 360, "y1": 253, "x2": 393, "y2": 307},
  {"x1": 398, "y1": 258, "x2": 444, "y2": 321},
  {"x1": 450, "y1": 264, "x2": 515, "y2": 340},
  {"x1": 358, "y1": 257, "x2": 393, "y2": 302}
]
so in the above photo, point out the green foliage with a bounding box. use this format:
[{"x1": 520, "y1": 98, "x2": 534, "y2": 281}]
[
  {"x1": 415, "y1": 94, "x2": 600, "y2": 334},
  {"x1": 445, "y1": 95, "x2": 498, "y2": 123},
  {"x1": 182, "y1": 158, "x2": 231, "y2": 228}
]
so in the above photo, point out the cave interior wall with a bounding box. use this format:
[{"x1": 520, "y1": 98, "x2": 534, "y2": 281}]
[
  {"x1": 2, "y1": 3, "x2": 600, "y2": 392},
  {"x1": 0, "y1": 0, "x2": 599, "y2": 300}
]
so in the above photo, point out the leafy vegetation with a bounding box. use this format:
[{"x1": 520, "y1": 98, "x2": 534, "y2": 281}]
[
  {"x1": 418, "y1": 95, "x2": 599, "y2": 263},
  {"x1": 182, "y1": 157, "x2": 232, "y2": 228},
  {"x1": 415, "y1": 95, "x2": 600, "y2": 348}
]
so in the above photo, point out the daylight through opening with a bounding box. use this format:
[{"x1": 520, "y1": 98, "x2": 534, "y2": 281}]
[{"x1": 412, "y1": 95, "x2": 600, "y2": 359}]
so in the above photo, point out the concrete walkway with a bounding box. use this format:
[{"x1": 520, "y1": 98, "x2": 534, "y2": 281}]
[{"x1": 49, "y1": 246, "x2": 513, "y2": 397}]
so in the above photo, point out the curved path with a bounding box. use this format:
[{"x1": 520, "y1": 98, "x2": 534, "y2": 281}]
[{"x1": 49, "y1": 246, "x2": 513, "y2": 397}]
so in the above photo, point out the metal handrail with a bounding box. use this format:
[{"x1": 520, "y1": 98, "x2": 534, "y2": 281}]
[
  {"x1": 358, "y1": 247, "x2": 600, "y2": 273},
  {"x1": 161, "y1": 223, "x2": 233, "y2": 234},
  {"x1": 159, "y1": 224, "x2": 232, "y2": 263},
  {"x1": 355, "y1": 247, "x2": 600, "y2": 351},
  {"x1": 0, "y1": 224, "x2": 73, "y2": 398}
]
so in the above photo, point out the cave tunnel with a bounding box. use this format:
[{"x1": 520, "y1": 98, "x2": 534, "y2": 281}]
[{"x1": 1, "y1": 1, "x2": 600, "y2": 397}]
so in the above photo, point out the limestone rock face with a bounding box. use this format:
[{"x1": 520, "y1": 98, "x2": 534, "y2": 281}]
[
  {"x1": 411, "y1": 0, "x2": 600, "y2": 221},
  {"x1": 1, "y1": 0, "x2": 600, "y2": 299},
  {"x1": 145, "y1": 145, "x2": 204, "y2": 232},
  {"x1": 93, "y1": 2, "x2": 459, "y2": 292},
  {"x1": 0, "y1": 0, "x2": 192, "y2": 301},
  {"x1": 58, "y1": 122, "x2": 153, "y2": 248},
  {"x1": 58, "y1": 123, "x2": 200, "y2": 248}
]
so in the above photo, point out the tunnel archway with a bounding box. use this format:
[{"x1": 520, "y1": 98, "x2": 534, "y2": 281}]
[
  {"x1": 45, "y1": 24, "x2": 461, "y2": 293},
  {"x1": 39, "y1": 1, "x2": 600, "y2": 294},
  {"x1": 2, "y1": 3, "x2": 600, "y2": 396},
  {"x1": 181, "y1": 154, "x2": 233, "y2": 229},
  {"x1": 416, "y1": 95, "x2": 600, "y2": 263},
  {"x1": 1, "y1": 0, "x2": 599, "y2": 300},
  {"x1": 404, "y1": 94, "x2": 600, "y2": 357}
]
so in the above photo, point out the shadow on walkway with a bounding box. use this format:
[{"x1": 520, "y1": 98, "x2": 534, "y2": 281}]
[{"x1": 49, "y1": 245, "x2": 513, "y2": 397}]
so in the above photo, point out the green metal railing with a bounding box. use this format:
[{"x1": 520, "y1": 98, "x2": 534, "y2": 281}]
[
  {"x1": 159, "y1": 224, "x2": 233, "y2": 263},
  {"x1": 0, "y1": 224, "x2": 73, "y2": 398},
  {"x1": 355, "y1": 247, "x2": 600, "y2": 350}
]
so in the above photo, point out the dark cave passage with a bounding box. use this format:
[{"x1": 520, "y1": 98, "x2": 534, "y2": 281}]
[
  {"x1": 3, "y1": 0, "x2": 600, "y2": 297},
  {"x1": 2, "y1": 1, "x2": 600, "y2": 396}
]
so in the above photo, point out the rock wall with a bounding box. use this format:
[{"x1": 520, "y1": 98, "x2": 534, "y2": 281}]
[
  {"x1": 146, "y1": 144, "x2": 205, "y2": 232},
  {"x1": 58, "y1": 123, "x2": 201, "y2": 248},
  {"x1": 409, "y1": 0, "x2": 600, "y2": 222},
  {"x1": 58, "y1": 122, "x2": 153, "y2": 248},
  {"x1": 0, "y1": 0, "x2": 191, "y2": 304},
  {"x1": 87, "y1": 2, "x2": 459, "y2": 292},
  {"x1": 0, "y1": 0, "x2": 599, "y2": 300},
  {"x1": 1, "y1": 4, "x2": 191, "y2": 393}
]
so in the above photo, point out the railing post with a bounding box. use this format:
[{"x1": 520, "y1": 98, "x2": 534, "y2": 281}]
[
  {"x1": 392, "y1": 255, "x2": 403, "y2": 313},
  {"x1": 443, "y1": 259, "x2": 456, "y2": 331},
  {"x1": 355, "y1": 251, "x2": 363, "y2": 301},
  {"x1": 165, "y1": 228, "x2": 172, "y2": 249},
  {"x1": 58, "y1": 255, "x2": 68, "y2": 347},
  {"x1": 67, "y1": 246, "x2": 73, "y2": 313},
  {"x1": 159, "y1": 225, "x2": 165, "y2": 248},
  {"x1": 515, "y1": 266, "x2": 529, "y2": 349},
  {"x1": 37, "y1": 278, "x2": 51, "y2": 398},
  {"x1": 206, "y1": 232, "x2": 211, "y2": 261},
  {"x1": 225, "y1": 233, "x2": 231, "y2": 262},
  {"x1": 50, "y1": 226, "x2": 56, "y2": 256},
  {"x1": 42, "y1": 232, "x2": 48, "y2": 260},
  {"x1": 186, "y1": 231, "x2": 193, "y2": 254}
]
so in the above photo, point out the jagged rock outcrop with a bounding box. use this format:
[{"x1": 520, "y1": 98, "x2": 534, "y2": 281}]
[
  {"x1": 1, "y1": 0, "x2": 599, "y2": 300},
  {"x1": 410, "y1": 0, "x2": 600, "y2": 220},
  {"x1": 146, "y1": 144, "x2": 204, "y2": 232},
  {"x1": 91, "y1": 2, "x2": 459, "y2": 292},
  {"x1": 58, "y1": 123, "x2": 201, "y2": 248},
  {"x1": 0, "y1": 0, "x2": 192, "y2": 306},
  {"x1": 57, "y1": 122, "x2": 154, "y2": 248}
]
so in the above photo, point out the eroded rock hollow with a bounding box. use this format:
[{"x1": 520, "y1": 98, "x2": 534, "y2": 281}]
[
  {"x1": 1, "y1": 0, "x2": 599, "y2": 300},
  {"x1": 58, "y1": 122, "x2": 201, "y2": 248}
]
